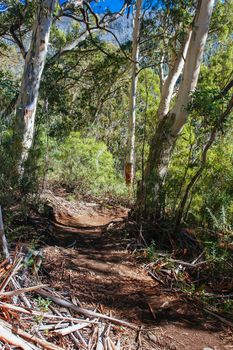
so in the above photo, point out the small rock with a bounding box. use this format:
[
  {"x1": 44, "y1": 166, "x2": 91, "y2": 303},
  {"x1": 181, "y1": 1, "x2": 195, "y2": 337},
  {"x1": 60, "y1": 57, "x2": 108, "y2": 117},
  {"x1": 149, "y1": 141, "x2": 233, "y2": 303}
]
[{"x1": 203, "y1": 348, "x2": 214, "y2": 350}]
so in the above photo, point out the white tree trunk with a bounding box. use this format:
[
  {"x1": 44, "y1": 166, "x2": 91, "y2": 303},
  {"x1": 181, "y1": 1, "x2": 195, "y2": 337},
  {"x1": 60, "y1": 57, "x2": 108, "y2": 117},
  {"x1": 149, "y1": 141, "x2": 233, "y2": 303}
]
[
  {"x1": 171, "y1": 0, "x2": 215, "y2": 136},
  {"x1": 158, "y1": 30, "x2": 192, "y2": 120},
  {"x1": 125, "y1": 0, "x2": 142, "y2": 185},
  {"x1": 13, "y1": 0, "x2": 56, "y2": 176},
  {"x1": 138, "y1": 0, "x2": 215, "y2": 219}
]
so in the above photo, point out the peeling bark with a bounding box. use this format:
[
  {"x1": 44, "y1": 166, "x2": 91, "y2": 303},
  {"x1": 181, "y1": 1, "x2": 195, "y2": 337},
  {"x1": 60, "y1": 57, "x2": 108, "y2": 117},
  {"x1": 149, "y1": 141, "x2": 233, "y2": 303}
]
[{"x1": 12, "y1": 0, "x2": 56, "y2": 177}]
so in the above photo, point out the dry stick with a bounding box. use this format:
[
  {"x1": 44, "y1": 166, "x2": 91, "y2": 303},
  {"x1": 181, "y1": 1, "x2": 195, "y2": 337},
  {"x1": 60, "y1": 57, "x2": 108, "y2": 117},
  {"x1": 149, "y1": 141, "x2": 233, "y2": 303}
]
[
  {"x1": 70, "y1": 333, "x2": 80, "y2": 348},
  {"x1": 0, "y1": 325, "x2": 35, "y2": 350},
  {"x1": 148, "y1": 270, "x2": 166, "y2": 286},
  {"x1": 116, "y1": 339, "x2": 121, "y2": 350},
  {"x1": 54, "y1": 322, "x2": 91, "y2": 336},
  {"x1": 97, "y1": 323, "x2": 105, "y2": 350},
  {"x1": 0, "y1": 319, "x2": 64, "y2": 350},
  {"x1": 203, "y1": 308, "x2": 233, "y2": 328},
  {"x1": 0, "y1": 257, "x2": 23, "y2": 292},
  {"x1": 0, "y1": 284, "x2": 48, "y2": 298},
  {"x1": 109, "y1": 338, "x2": 119, "y2": 350},
  {"x1": 136, "y1": 325, "x2": 143, "y2": 350},
  {"x1": 0, "y1": 301, "x2": 99, "y2": 324},
  {"x1": 89, "y1": 325, "x2": 98, "y2": 350},
  {"x1": 11, "y1": 277, "x2": 31, "y2": 308},
  {"x1": 75, "y1": 329, "x2": 88, "y2": 349},
  {"x1": 39, "y1": 323, "x2": 70, "y2": 331},
  {"x1": 168, "y1": 259, "x2": 206, "y2": 269},
  {"x1": 36, "y1": 289, "x2": 137, "y2": 329},
  {"x1": 0, "y1": 206, "x2": 10, "y2": 260},
  {"x1": 0, "y1": 258, "x2": 10, "y2": 269}
]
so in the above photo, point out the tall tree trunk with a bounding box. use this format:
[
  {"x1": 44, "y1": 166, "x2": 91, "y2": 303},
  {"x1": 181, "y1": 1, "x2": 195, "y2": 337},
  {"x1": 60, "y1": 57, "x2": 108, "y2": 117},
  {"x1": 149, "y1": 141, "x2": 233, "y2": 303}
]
[
  {"x1": 125, "y1": 0, "x2": 142, "y2": 186},
  {"x1": 12, "y1": 0, "x2": 56, "y2": 177},
  {"x1": 137, "y1": 0, "x2": 215, "y2": 220},
  {"x1": 157, "y1": 30, "x2": 192, "y2": 120}
]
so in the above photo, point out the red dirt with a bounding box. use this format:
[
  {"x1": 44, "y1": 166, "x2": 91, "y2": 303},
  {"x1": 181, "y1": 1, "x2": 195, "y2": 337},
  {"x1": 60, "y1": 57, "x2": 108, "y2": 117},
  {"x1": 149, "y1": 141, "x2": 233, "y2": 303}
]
[{"x1": 41, "y1": 194, "x2": 233, "y2": 350}]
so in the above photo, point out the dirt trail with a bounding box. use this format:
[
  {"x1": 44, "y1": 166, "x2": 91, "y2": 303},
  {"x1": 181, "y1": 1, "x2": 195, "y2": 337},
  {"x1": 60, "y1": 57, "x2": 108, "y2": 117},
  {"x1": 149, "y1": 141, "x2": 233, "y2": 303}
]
[{"x1": 41, "y1": 194, "x2": 232, "y2": 350}]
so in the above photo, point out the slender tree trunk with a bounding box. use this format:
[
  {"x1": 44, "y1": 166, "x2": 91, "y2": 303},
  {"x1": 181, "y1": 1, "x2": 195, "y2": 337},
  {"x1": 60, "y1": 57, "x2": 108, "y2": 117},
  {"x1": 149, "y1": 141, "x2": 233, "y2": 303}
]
[
  {"x1": 125, "y1": 0, "x2": 142, "y2": 186},
  {"x1": 137, "y1": 0, "x2": 215, "y2": 220},
  {"x1": 12, "y1": 0, "x2": 56, "y2": 177},
  {"x1": 174, "y1": 95, "x2": 233, "y2": 230}
]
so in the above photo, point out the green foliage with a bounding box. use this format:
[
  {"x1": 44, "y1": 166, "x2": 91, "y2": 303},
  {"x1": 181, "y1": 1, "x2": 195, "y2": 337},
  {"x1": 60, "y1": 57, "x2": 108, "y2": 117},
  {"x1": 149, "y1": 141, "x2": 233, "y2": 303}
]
[
  {"x1": 206, "y1": 206, "x2": 232, "y2": 234},
  {"x1": 204, "y1": 241, "x2": 230, "y2": 264},
  {"x1": 146, "y1": 240, "x2": 157, "y2": 261},
  {"x1": 35, "y1": 297, "x2": 51, "y2": 324},
  {"x1": 37, "y1": 297, "x2": 51, "y2": 312},
  {"x1": 48, "y1": 132, "x2": 128, "y2": 198}
]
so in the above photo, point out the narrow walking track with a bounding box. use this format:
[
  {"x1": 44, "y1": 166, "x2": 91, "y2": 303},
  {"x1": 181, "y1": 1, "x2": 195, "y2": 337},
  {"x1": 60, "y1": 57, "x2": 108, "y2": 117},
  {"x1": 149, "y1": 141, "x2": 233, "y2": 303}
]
[{"x1": 41, "y1": 193, "x2": 232, "y2": 350}]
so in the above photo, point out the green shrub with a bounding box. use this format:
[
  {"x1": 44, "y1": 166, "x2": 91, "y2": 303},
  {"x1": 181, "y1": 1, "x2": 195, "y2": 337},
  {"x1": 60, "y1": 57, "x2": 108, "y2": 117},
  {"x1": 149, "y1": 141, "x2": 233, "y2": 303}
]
[{"x1": 48, "y1": 132, "x2": 128, "y2": 198}]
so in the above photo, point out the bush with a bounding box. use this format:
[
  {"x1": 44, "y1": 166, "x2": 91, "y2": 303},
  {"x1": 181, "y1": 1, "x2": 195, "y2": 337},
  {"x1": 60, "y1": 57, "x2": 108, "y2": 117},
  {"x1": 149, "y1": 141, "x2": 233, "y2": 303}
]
[{"x1": 48, "y1": 132, "x2": 128, "y2": 198}]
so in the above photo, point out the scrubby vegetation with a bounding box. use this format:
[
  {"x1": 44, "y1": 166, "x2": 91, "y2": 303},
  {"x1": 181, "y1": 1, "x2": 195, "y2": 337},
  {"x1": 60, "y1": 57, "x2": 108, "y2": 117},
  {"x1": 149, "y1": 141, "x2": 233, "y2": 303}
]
[{"x1": 0, "y1": 1, "x2": 233, "y2": 347}]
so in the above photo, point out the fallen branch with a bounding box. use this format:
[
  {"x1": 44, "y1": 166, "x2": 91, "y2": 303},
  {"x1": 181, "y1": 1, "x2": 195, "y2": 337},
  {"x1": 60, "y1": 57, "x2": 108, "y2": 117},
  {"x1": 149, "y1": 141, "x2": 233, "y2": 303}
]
[
  {"x1": 148, "y1": 270, "x2": 166, "y2": 286},
  {"x1": 0, "y1": 319, "x2": 64, "y2": 350},
  {"x1": 0, "y1": 324, "x2": 34, "y2": 350},
  {"x1": 54, "y1": 321, "x2": 91, "y2": 336},
  {"x1": 0, "y1": 284, "x2": 48, "y2": 298},
  {"x1": 0, "y1": 256, "x2": 23, "y2": 292},
  {"x1": 0, "y1": 301, "x2": 99, "y2": 324},
  {"x1": 169, "y1": 259, "x2": 206, "y2": 269},
  {"x1": 36, "y1": 289, "x2": 137, "y2": 329},
  {"x1": 203, "y1": 308, "x2": 233, "y2": 328}
]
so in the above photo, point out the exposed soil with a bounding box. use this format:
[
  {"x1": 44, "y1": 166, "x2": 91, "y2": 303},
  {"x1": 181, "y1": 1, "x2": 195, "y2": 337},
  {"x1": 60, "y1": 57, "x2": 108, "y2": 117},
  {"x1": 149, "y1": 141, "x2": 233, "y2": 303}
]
[{"x1": 40, "y1": 193, "x2": 232, "y2": 350}]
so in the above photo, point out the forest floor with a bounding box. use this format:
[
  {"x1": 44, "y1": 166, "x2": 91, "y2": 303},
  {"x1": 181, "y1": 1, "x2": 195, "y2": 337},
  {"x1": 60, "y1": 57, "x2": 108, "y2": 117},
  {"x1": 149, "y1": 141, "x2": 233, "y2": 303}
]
[{"x1": 34, "y1": 190, "x2": 233, "y2": 350}]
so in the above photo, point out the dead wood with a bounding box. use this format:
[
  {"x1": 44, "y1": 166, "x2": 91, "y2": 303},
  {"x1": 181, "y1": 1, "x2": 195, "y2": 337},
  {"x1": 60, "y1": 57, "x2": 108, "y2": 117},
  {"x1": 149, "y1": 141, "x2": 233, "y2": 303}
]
[
  {"x1": 0, "y1": 206, "x2": 10, "y2": 260},
  {"x1": 36, "y1": 289, "x2": 137, "y2": 329},
  {"x1": 0, "y1": 324, "x2": 35, "y2": 350},
  {"x1": 0, "y1": 284, "x2": 48, "y2": 298}
]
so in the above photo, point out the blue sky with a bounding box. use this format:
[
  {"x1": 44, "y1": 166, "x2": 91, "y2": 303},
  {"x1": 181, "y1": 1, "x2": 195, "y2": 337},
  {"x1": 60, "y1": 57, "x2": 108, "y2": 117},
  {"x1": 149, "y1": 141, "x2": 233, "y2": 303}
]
[
  {"x1": 60, "y1": 1, "x2": 126, "y2": 13},
  {"x1": 0, "y1": 1, "x2": 126, "y2": 13},
  {"x1": 90, "y1": 0, "x2": 125, "y2": 12},
  {"x1": 0, "y1": 1, "x2": 160, "y2": 14}
]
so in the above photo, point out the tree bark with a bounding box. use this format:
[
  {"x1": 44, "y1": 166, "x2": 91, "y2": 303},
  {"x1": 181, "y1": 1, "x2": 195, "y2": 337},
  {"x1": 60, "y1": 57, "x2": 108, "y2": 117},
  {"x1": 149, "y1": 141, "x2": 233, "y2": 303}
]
[
  {"x1": 157, "y1": 30, "x2": 192, "y2": 120},
  {"x1": 12, "y1": 0, "x2": 56, "y2": 177},
  {"x1": 137, "y1": 0, "x2": 215, "y2": 220},
  {"x1": 125, "y1": 0, "x2": 142, "y2": 186}
]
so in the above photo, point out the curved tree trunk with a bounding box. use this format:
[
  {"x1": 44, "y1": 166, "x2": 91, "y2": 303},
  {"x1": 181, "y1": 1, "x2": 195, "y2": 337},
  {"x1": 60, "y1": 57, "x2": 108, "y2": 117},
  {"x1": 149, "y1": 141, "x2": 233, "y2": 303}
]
[
  {"x1": 137, "y1": 0, "x2": 215, "y2": 221},
  {"x1": 12, "y1": 0, "x2": 56, "y2": 177},
  {"x1": 125, "y1": 0, "x2": 142, "y2": 186}
]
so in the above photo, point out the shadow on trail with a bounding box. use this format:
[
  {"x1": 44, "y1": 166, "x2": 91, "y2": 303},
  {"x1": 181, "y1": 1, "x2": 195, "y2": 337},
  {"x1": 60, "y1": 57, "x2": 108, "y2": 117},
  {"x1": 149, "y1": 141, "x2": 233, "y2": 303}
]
[
  {"x1": 42, "y1": 223, "x2": 219, "y2": 333},
  {"x1": 35, "y1": 195, "x2": 229, "y2": 350}
]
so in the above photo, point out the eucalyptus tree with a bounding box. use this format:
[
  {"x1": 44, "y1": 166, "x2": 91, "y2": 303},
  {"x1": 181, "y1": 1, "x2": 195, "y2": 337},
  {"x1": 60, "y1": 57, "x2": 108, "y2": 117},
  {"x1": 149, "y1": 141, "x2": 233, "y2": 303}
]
[
  {"x1": 12, "y1": 0, "x2": 57, "y2": 177},
  {"x1": 137, "y1": 0, "x2": 215, "y2": 220},
  {"x1": 0, "y1": 0, "x2": 132, "y2": 179}
]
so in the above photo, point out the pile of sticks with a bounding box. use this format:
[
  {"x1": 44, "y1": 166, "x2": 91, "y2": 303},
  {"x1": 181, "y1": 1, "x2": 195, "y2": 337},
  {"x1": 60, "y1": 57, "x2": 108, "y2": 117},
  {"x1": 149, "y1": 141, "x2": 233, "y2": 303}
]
[
  {"x1": 145, "y1": 253, "x2": 233, "y2": 328},
  {"x1": 0, "y1": 206, "x2": 136, "y2": 349},
  {"x1": 0, "y1": 248, "x2": 136, "y2": 349}
]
